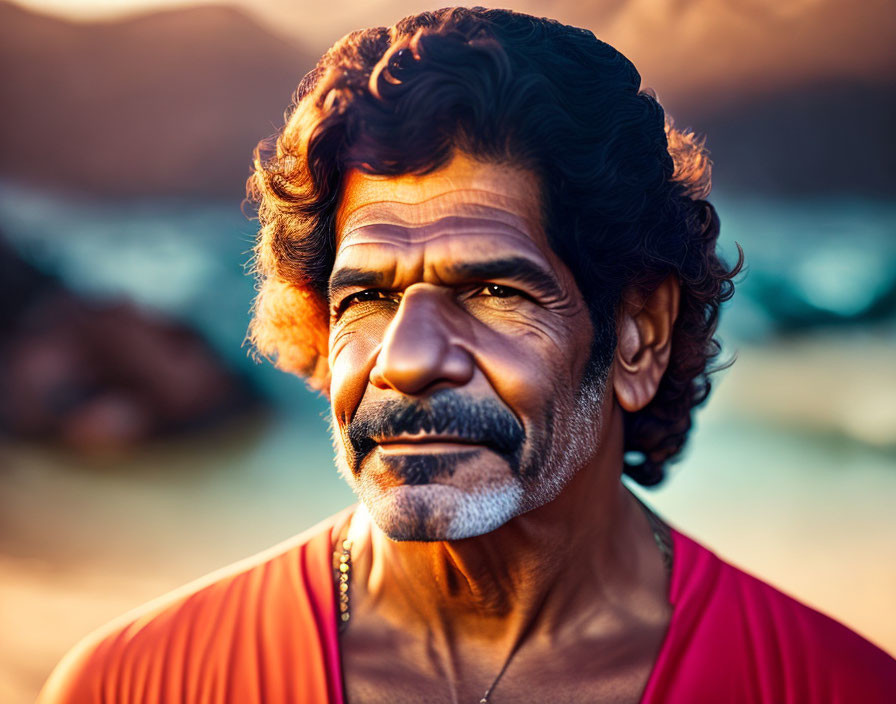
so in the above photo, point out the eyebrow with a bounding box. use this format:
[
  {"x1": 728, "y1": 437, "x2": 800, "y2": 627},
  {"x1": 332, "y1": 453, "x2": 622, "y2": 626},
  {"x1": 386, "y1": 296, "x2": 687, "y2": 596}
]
[
  {"x1": 328, "y1": 256, "x2": 563, "y2": 303},
  {"x1": 328, "y1": 267, "x2": 391, "y2": 302},
  {"x1": 447, "y1": 257, "x2": 563, "y2": 299}
]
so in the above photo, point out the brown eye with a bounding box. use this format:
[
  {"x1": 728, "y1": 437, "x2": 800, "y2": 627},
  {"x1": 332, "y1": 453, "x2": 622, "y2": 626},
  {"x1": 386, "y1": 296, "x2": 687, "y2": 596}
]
[
  {"x1": 337, "y1": 289, "x2": 398, "y2": 316},
  {"x1": 479, "y1": 284, "x2": 519, "y2": 298},
  {"x1": 350, "y1": 290, "x2": 389, "y2": 303}
]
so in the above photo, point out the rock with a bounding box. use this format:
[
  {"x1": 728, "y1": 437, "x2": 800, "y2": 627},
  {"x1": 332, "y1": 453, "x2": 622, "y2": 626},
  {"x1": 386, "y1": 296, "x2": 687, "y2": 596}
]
[{"x1": 0, "y1": 234, "x2": 264, "y2": 453}]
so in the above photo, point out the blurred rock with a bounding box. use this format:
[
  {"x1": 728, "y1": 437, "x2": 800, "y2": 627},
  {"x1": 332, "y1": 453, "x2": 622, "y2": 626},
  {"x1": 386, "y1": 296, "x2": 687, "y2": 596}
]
[{"x1": 0, "y1": 236, "x2": 264, "y2": 454}]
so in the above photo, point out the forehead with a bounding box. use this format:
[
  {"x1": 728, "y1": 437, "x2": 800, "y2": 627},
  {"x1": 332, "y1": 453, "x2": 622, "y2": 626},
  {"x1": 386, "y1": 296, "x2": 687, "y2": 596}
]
[{"x1": 334, "y1": 153, "x2": 547, "y2": 254}]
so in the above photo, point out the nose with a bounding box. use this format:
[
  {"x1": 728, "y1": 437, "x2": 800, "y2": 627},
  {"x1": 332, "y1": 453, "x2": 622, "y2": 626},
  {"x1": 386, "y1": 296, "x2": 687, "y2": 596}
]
[{"x1": 369, "y1": 284, "x2": 475, "y2": 395}]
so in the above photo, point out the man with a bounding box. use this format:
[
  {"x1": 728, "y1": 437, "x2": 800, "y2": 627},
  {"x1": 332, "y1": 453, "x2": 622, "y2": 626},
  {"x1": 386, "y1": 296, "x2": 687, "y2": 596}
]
[{"x1": 39, "y1": 7, "x2": 895, "y2": 703}]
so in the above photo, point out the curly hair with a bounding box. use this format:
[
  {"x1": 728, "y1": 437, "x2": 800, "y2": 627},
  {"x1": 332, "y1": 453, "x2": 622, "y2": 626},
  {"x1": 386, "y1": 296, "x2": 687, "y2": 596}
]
[{"x1": 246, "y1": 6, "x2": 743, "y2": 486}]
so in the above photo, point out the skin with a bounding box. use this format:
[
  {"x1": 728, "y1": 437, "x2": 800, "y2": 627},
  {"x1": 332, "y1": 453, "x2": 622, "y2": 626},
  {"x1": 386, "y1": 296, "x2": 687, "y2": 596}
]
[{"x1": 327, "y1": 152, "x2": 680, "y2": 703}]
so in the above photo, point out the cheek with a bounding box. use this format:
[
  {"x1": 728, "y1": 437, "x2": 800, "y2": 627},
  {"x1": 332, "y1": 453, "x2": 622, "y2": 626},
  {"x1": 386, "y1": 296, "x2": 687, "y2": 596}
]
[
  {"x1": 328, "y1": 316, "x2": 389, "y2": 423},
  {"x1": 473, "y1": 310, "x2": 592, "y2": 415}
]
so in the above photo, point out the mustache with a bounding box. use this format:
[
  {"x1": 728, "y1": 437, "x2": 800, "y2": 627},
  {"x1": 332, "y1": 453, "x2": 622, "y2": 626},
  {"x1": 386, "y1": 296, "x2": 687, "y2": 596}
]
[{"x1": 345, "y1": 391, "x2": 526, "y2": 473}]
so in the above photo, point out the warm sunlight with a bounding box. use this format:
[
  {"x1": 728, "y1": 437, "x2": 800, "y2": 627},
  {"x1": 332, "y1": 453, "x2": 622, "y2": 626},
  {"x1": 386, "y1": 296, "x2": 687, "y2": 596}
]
[{"x1": 10, "y1": 0, "x2": 213, "y2": 21}]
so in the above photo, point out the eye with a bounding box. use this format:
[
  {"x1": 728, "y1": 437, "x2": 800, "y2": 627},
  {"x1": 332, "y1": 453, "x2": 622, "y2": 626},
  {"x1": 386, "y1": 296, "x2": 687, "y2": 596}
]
[
  {"x1": 348, "y1": 289, "x2": 390, "y2": 304},
  {"x1": 477, "y1": 283, "x2": 522, "y2": 298},
  {"x1": 336, "y1": 289, "x2": 398, "y2": 316}
]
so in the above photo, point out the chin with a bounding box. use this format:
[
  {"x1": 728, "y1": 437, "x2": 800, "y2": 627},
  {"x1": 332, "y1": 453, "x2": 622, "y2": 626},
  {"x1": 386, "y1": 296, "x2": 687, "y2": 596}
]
[{"x1": 358, "y1": 482, "x2": 525, "y2": 541}]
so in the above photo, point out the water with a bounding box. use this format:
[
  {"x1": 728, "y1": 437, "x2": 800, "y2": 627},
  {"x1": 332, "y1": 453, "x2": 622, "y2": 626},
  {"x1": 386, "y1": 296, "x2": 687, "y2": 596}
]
[{"x1": 712, "y1": 192, "x2": 896, "y2": 338}]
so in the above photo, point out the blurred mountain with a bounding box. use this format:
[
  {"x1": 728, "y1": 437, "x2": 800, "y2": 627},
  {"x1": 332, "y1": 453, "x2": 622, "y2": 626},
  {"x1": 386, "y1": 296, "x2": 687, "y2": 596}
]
[
  {"x1": 253, "y1": 0, "x2": 896, "y2": 101},
  {"x1": 0, "y1": 1, "x2": 316, "y2": 197},
  {"x1": 674, "y1": 80, "x2": 896, "y2": 197},
  {"x1": 0, "y1": 0, "x2": 893, "y2": 197}
]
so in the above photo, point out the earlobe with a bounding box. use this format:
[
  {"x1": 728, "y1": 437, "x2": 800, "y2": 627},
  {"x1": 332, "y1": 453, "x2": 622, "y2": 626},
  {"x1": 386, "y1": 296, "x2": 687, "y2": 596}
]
[{"x1": 612, "y1": 276, "x2": 680, "y2": 413}]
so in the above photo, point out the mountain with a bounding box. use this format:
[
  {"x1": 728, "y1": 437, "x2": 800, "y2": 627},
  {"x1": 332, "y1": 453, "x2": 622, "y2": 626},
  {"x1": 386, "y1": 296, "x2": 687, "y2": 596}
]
[
  {"x1": 682, "y1": 80, "x2": 896, "y2": 198},
  {"x1": 250, "y1": 0, "x2": 896, "y2": 107},
  {"x1": 0, "y1": 1, "x2": 893, "y2": 197},
  {"x1": 0, "y1": 1, "x2": 316, "y2": 197}
]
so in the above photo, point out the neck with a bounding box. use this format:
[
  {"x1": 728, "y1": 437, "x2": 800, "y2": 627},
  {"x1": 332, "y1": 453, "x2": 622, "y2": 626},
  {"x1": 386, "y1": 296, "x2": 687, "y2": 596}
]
[{"x1": 347, "y1": 403, "x2": 668, "y2": 648}]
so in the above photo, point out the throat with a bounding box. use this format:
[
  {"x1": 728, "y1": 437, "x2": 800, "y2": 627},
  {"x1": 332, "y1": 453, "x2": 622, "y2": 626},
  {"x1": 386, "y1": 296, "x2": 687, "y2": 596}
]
[
  {"x1": 342, "y1": 477, "x2": 671, "y2": 645},
  {"x1": 334, "y1": 488, "x2": 674, "y2": 704}
]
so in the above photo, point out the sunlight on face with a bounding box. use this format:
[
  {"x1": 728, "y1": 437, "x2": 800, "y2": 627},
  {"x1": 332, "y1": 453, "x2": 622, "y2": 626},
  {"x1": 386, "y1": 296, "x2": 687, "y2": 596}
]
[{"x1": 328, "y1": 152, "x2": 608, "y2": 541}]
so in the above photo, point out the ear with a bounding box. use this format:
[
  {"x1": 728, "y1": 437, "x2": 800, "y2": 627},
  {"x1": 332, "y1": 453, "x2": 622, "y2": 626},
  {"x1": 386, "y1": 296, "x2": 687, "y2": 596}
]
[{"x1": 613, "y1": 275, "x2": 680, "y2": 412}]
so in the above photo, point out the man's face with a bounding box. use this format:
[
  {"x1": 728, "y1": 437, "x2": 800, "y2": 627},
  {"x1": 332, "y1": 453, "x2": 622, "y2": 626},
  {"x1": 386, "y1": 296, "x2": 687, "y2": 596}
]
[{"x1": 328, "y1": 152, "x2": 609, "y2": 541}]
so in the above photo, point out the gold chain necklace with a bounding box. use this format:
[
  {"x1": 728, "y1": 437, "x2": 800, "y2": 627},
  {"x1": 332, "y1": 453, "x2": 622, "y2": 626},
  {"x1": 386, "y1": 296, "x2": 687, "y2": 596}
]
[{"x1": 334, "y1": 502, "x2": 673, "y2": 703}]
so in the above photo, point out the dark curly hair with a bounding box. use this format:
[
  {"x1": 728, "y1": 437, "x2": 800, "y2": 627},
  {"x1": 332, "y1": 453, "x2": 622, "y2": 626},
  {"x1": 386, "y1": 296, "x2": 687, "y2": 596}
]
[{"x1": 246, "y1": 6, "x2": 743, "y2": 486}]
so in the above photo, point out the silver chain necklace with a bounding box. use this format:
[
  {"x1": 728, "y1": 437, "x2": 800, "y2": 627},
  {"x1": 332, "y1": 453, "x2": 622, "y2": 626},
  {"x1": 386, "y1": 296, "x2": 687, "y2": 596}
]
[{"x1": 334, "y1": 502, "x2": 673, "y2": 703}]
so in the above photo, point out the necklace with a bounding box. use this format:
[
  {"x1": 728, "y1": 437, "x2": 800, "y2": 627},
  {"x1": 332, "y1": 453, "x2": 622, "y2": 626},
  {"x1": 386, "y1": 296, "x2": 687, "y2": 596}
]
[{"x1": 334, "y1": 500, "x2": 673, "y2": 703}]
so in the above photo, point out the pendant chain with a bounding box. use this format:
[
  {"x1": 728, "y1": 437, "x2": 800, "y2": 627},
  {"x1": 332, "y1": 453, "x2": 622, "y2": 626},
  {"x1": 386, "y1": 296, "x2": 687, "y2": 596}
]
[{"x1": 336, "y1": 538, "x2": 353, "y2": 628}]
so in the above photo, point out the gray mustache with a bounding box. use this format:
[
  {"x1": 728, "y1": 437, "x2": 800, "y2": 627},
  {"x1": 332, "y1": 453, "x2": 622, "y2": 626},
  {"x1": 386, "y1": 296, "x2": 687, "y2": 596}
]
[{"x1": 345, "y1": 390, "x2": 525, "y2": 469}]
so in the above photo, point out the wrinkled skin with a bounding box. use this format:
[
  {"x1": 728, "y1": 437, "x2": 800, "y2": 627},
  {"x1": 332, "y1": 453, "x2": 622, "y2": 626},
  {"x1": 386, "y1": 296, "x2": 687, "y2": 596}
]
[
  {"x1": 327, "y1": 152, "x2": 680, "y2": 703},
  {"x1": 329, "y1": 153, "x2": 603, "y2": 541}
]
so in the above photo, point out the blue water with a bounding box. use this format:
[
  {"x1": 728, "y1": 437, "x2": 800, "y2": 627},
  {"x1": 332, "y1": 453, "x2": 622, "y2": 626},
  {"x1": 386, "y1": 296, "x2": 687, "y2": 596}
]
[{"x1": 712, "y1": 192, "x2": 896, "y2": 339}]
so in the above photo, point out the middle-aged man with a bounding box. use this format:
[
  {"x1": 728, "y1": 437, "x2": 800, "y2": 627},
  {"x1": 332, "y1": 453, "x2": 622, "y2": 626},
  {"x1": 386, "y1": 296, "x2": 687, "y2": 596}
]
[{"x1": 39, "y1": 7, "x2": 896, "y2": 703}]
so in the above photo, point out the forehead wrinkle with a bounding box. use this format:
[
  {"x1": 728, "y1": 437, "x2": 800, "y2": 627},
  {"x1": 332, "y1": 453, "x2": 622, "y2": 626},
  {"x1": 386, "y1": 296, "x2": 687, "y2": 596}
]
[
  {"x1": 338, "y1": 217, "x2": 539, "y2": 250},
  {"x1": 337, "y1": 192, "x2": 542, "y2": 241}
]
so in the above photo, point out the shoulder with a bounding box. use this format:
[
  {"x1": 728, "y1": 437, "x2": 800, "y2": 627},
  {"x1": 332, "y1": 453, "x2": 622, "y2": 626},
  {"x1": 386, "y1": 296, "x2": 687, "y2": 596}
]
[
  {"x1": 37, "y1": 506, "x2": 354, "y2": 704},
  {"x1": 647, "y1": 528, "x2": 896, "y2": 703}
]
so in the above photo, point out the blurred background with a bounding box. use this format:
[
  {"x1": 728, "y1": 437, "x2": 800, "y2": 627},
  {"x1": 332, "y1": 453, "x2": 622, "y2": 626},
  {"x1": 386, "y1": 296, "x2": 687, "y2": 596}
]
[{"x1": 1, "y1": 0, "x2": 894, "y2": 701}]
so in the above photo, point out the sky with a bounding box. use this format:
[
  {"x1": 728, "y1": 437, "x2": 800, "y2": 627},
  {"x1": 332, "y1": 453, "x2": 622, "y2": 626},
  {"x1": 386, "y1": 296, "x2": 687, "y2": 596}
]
[
  {"x1": 11, "y1": 0, "x2": 894, "y2": 109},
  {"x1": 12, "y1": 0, "x2": 210, "y2": 19}
]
